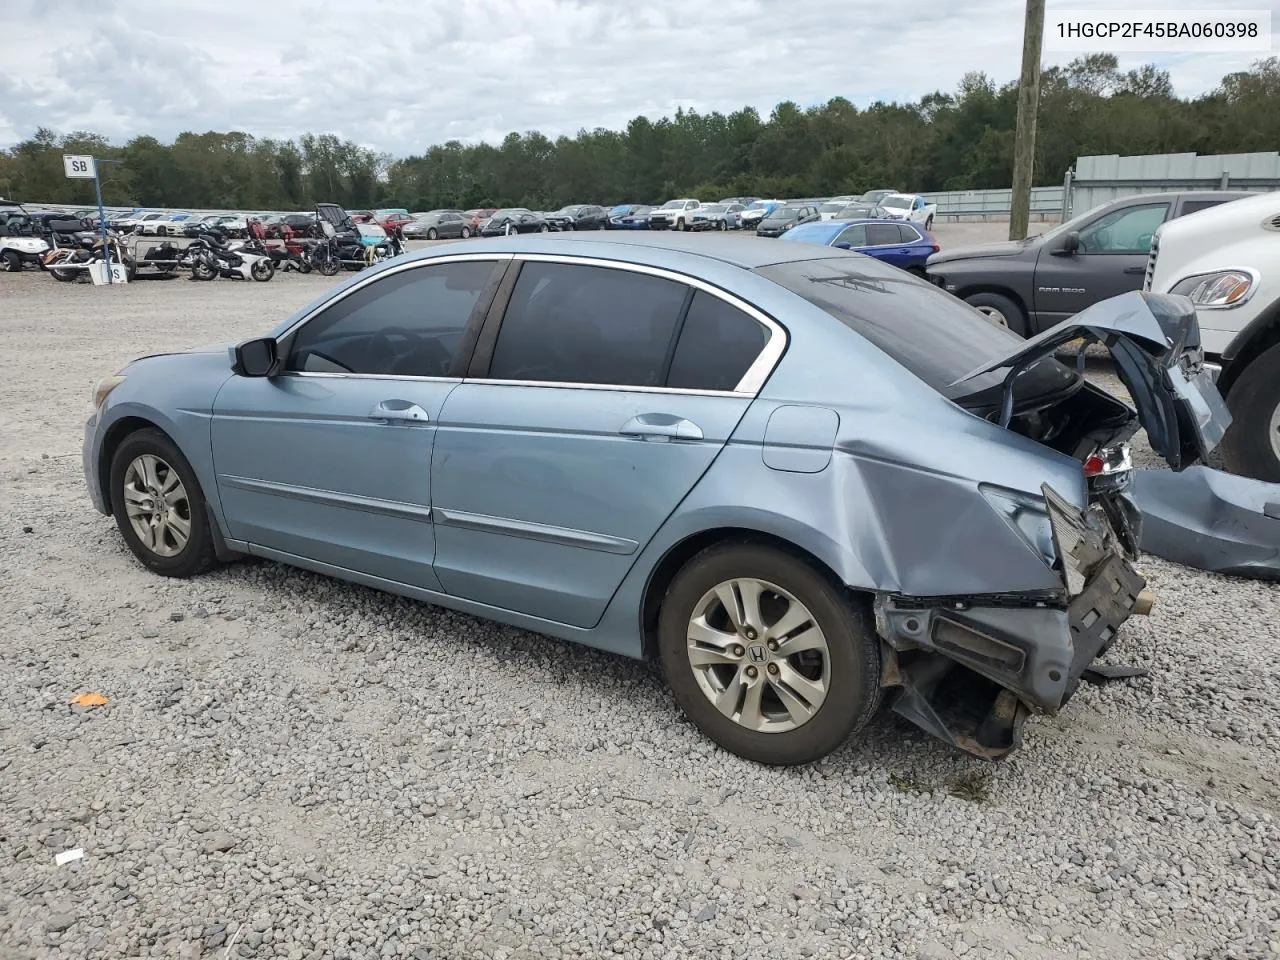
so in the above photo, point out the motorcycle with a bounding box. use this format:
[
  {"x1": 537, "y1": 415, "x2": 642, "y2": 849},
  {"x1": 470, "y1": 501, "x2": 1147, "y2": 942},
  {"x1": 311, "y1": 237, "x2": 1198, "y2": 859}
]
[
  {"x1": 187, "y1": 227, "x2": 275, "y2": 282},
  {"x1": 246, "y1": 218, "x2": 312, "y2": 274},
  {"x1": 310, "y1": 202, "x2": 399, "y2": 276},
  {"x1": 42, "y1": 225, "x2": 134, "y2": 282}
]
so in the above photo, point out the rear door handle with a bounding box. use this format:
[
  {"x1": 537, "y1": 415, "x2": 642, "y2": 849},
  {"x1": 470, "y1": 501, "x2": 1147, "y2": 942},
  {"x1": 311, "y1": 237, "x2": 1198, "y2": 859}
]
[
  {"x1": 370, "y1": 399, "x2": 430, "y2": 424},
  {"x1": 1123, "y1": 266, "x2": 1146, "y2": 274},
  {"x1": 620, "y1": 413, "x2": 703, "y2": 441}
]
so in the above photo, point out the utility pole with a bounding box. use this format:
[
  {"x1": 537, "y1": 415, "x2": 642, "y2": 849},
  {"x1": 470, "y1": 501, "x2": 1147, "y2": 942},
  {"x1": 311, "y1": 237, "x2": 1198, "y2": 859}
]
[{"x1": 1009, "y1": 0, "x2": 1045, "y2": 240}]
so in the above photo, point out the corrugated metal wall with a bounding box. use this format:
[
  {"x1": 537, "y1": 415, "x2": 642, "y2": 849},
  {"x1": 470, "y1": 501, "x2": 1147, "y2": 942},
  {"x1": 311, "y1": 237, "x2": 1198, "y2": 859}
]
[{"x1": 1068, "y1": 151, "x2": 1280, "y2": 215}]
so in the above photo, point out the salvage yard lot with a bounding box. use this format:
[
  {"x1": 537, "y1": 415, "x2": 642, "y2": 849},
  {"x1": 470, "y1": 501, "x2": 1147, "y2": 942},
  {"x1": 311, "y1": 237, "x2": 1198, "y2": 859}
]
[{"x1": 1, "y1": 231, "x2": 1277, "y2": 959}]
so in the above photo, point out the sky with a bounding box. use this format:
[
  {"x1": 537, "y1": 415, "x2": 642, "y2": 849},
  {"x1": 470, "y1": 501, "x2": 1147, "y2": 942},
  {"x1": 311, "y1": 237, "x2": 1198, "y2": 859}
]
[{"x1": 1, "y1": 0, "x2": 1275, "y2": 156}]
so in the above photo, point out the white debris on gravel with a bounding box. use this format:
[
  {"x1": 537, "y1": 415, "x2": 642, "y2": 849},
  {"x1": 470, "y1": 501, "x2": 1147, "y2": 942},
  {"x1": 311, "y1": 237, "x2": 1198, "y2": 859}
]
[{"x1": 0, "y1": 265, "x2": 1277, "y2": 960}]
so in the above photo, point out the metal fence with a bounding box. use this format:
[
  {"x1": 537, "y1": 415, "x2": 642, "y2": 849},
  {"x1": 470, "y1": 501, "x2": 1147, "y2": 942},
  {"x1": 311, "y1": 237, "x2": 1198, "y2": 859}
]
[{"x1": 929, "y1": 186, "x2": 1064, "y2": 222}]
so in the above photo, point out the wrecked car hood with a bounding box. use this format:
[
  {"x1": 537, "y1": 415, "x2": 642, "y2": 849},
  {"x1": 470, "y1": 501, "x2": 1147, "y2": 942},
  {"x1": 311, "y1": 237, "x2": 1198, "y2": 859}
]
[{"x1": 953, "y1": 292, "x2": 1231, "y2": 471}]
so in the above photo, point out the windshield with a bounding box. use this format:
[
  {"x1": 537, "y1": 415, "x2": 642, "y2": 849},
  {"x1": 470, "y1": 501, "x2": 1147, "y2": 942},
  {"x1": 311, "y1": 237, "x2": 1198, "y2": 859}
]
[
  {"x1": 755, "y1": 256, "x2": 1076, "y2": 399},
  {"x1": 1037, "y1": 202, "x2": 1111, "y2": 242},
  {"x1": 701, "y1": 204, "x2": 726, "y2": 213},
  {"x1": 880, "y1": 196, "x2": 911, "y2": 210},
  {"x1": 769, "y1": 205, "x2": 803, "y2": 219},
  {"x1": 840, "y1": 205, "x2": 875, "y2": 218},
  {"x1": 819, "y1": 202, "x2": 846, "y2": 214},
  {"x1": 744, "y1": 201, "x2": 770, "y2": 212},
  {"x1": 860, "y1": 190, "x2": 893, "y2": 202},
  {"x1": 661, "y1": 200, "x2": 686, "y2": 209},
  {"x1": 558, "y1": 205, "x2": 583, "y2": 215}
]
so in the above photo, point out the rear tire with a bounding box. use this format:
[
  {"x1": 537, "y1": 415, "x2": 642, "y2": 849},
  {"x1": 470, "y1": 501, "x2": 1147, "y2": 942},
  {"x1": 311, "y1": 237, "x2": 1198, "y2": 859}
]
[
  {"x1": 658, "y1": 542, "x2": 881, "y2": 765},
  {"x1": 461, "y1": 227, "x2": 471, "y2": 239},
  {"x1": 925, "y1": 216, "x2": 934, "y2": 231},
  {"x1": 108, "y1": 428, "x2": 219, "y2": 579},
  {"x1": 2, "y1": 250, "x2": 22, "y2": 272},
  {"x1": 191, "y1": 257, "x2": 216, "y2": 281},
  {"x1": 963, "y1": 291, "x2": 1027, "y2": 337},
  {"x1": 1220, "y1": 343, "x2": 1280, "y2": 482}
]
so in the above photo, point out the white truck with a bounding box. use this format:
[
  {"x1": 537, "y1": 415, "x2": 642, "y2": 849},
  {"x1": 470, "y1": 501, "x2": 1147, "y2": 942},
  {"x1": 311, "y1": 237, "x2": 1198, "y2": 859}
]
[{"x1": 1145, "y1": 190, "x2": 1280, "y2": 481}]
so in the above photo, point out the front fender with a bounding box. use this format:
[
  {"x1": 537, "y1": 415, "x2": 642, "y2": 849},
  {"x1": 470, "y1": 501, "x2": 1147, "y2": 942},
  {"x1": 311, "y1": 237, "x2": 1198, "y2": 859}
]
[{"x1": 92, "y1": 354, "x2": 235, "y2": 533}]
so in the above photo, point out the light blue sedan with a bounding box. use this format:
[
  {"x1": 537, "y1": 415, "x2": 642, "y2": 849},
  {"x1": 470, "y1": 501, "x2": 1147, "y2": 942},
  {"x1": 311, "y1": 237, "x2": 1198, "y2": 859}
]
[{"x1": 83, "y1": 233, "x2": 1228, "y2": 763}]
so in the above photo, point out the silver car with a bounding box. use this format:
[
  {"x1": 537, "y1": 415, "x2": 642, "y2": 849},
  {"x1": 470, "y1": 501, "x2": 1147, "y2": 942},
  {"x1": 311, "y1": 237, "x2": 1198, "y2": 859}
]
[
  {"x1": 401, "y1": 211, "x2": 471, "y2": 240},
  {"x1": 81, "y1": 232, "x2": 1229, "y2": 764}
]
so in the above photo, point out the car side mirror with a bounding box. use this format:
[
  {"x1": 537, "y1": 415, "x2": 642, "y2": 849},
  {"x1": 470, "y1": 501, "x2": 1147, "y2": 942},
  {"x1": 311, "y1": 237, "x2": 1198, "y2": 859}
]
[
  {"x1": 1054, "y1": 231, "x2": 1080, "y2": 256},
  {"x1": 232, "y1": 337, "x2": 280, "y2": 377},
  {"x1": 834, "y1": 241, "x2": 853, "y2": 250}
]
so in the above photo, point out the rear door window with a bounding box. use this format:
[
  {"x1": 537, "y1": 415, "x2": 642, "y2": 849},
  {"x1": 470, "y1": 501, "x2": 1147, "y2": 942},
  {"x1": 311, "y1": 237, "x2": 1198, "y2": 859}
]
[
  {"x1": 487, "y1": 262, "x2": 688, "y2": 387},
  {"x1": 865, "y1": 223, "x2": 901, "y2": 246}
]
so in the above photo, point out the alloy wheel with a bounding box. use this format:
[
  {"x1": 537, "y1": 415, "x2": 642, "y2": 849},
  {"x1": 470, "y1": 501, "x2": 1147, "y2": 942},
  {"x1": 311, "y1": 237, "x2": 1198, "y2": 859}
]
[
  {"x1": 121, "y1": 454, "x2": 192, "y2": 557},
  {"x1": 686, "y1": 578, "x2": 830, "y2": 733},
  {"x1": 1269, "y1": 399, "x2": 1280, "y2": 463}
]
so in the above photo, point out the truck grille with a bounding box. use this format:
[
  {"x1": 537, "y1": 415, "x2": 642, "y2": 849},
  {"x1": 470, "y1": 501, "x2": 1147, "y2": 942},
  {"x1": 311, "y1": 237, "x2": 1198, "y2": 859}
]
[{"x1": 1143, "y1": 235, "x2": 1159, "y2": 292}]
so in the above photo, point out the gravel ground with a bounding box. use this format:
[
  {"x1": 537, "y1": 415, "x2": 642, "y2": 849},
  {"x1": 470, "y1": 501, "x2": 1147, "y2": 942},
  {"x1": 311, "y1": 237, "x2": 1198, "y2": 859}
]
[{"x1": 0, "y1": 246, "x2": 1277, "y2": 960}]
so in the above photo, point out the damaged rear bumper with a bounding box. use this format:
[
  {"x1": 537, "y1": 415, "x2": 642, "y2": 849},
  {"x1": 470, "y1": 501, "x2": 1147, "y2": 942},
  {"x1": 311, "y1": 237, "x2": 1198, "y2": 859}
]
[{"x1": 874, "y1": 486, "x2": 1149, "y2": 759}]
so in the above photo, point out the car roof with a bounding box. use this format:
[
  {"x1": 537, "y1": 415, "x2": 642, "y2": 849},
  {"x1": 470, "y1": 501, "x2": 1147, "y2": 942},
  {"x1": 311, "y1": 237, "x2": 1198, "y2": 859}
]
[{"x1": 407, "y1": 230, "x2": 848, "y2": 270}]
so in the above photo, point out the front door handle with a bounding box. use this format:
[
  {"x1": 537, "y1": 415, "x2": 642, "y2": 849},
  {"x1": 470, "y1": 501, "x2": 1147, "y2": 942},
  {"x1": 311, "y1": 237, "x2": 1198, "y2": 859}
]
[
  {"x1": 1123, "y1": 265, "x2": 1146, "y2": 274},
  {"x1": 370, "y1": 399, "x2": 430, "y2": 424},
  {"x1": 620, "y1": 413, "x2": 703, "y2": 441}
]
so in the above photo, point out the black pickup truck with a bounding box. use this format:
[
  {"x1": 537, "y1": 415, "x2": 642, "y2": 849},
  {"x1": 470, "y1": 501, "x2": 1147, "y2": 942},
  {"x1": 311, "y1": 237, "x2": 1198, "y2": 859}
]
[{"x1": 925, "y1": 191, "x2": 1252, "y2": 336}]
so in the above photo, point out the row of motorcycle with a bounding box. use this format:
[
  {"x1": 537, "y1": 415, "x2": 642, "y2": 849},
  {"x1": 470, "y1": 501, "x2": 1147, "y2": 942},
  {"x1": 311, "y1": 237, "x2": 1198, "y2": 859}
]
[{"x1": 31, "y1": 205, "x2": 406, "y2": 283}]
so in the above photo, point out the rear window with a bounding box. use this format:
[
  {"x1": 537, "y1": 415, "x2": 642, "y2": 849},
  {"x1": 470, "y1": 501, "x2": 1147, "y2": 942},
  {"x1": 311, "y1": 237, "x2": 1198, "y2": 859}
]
[{"x1": 755, "y1": 256, "x2": 1075, "y2": 398}]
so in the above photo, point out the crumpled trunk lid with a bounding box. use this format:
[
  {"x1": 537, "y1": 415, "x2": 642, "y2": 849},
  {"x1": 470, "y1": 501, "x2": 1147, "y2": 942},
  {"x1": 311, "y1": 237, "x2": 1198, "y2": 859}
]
[{"x1": 951, "y1": 292, "x2": 1231, "y2": 471}]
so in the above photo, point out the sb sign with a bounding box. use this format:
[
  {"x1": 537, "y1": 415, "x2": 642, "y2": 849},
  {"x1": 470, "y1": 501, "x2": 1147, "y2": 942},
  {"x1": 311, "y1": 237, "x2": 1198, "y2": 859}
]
[{"x1": 63, "y1": 155, "x2": 96, "y2": 179}]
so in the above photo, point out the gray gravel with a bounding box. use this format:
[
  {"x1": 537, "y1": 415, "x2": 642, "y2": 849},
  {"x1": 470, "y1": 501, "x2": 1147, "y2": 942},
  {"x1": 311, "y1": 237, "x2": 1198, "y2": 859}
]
[{"x1": 1, "y1": 253, "x2": 1278, "y2": 960}]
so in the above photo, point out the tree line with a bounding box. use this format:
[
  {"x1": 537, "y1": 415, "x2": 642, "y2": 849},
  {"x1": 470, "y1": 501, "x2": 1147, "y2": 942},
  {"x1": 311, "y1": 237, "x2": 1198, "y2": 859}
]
[{"x1": 1, "y1": 55, "x2": 1276, "y2": 213}]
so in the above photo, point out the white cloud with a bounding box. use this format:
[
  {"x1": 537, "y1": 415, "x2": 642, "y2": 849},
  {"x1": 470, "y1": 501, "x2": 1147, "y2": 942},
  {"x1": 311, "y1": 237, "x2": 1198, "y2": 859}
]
[{"x1": 0, "y1": 0, "x2": 1274, "y2": 153}]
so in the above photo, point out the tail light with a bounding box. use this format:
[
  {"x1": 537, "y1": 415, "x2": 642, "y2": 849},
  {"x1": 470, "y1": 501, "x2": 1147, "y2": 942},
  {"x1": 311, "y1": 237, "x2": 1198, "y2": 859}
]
[
  {"x1": 1084, "y1": 444, "x2": 1133, "y2": 490},
  {"x1": 930, "y1": 243, "x2": 940, "y2": 253}
]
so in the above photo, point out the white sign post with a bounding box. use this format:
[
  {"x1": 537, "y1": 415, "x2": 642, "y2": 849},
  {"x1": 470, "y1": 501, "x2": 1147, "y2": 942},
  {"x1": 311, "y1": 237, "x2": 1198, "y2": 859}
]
[
  {"x1": 62, "y1": 155, "x2": 96, "y2": 179},
  {"x1": 62, "y1": 154, "x2": 123, "y2": 284}
]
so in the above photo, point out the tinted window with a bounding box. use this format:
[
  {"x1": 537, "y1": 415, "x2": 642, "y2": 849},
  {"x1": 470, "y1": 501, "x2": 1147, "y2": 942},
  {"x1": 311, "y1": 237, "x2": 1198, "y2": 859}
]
[
  {"x1": 834, "y1": 224, "x2": 868, "y2": 247},
  {"x1": 755, "y1": 257, "x2": 1075, "y2": 400},
  {"x1": 667, "y1": 291, "x2": 771, "y2": 391},
  {"x1": 1078, "y1": 203, "x2": 1168, "y2": 253},
  {"x1": 865, "y1": 223, "x2": 901, "y2": 246},
  {"x1": 898, "y1": 224, "x2": 922, "y2": 243},
  {"x1": 286, "y1": 261, "x2": 497, "y2": 377},
  {"x1": 488, "y1": 262, "x2": 688, "y2": 387},
  {"x1": 1178, "y1": 199, "x2": 1229, "y2": 216}
]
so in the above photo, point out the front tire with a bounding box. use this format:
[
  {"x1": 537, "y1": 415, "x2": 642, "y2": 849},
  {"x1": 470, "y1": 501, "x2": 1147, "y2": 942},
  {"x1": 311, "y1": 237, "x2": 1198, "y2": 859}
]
[
  {"x1": 427, "y1": 228, "x2": 438, "y2": 240},
  {"x1": 658, "y1": 542, "x2": 881, "y2": 765},
  {"x1": 251, "y1": 259, "x2": 275, "y2": 282},
  {"x1": 1220, "y1": 343, "x2": 1280, "y2": 482},
  {"x1": 108, "y1": 429, "x2": 218, "y2": 578},
  {"x1": 675, "y1": 218, "x2": 686, "y2": 232},
  {"x1": 963, "y1": 291, "x2": 1027, "y2": 337},
  {"x1": 315, "y1": 252, "x2": 340, "y2": 277}
]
